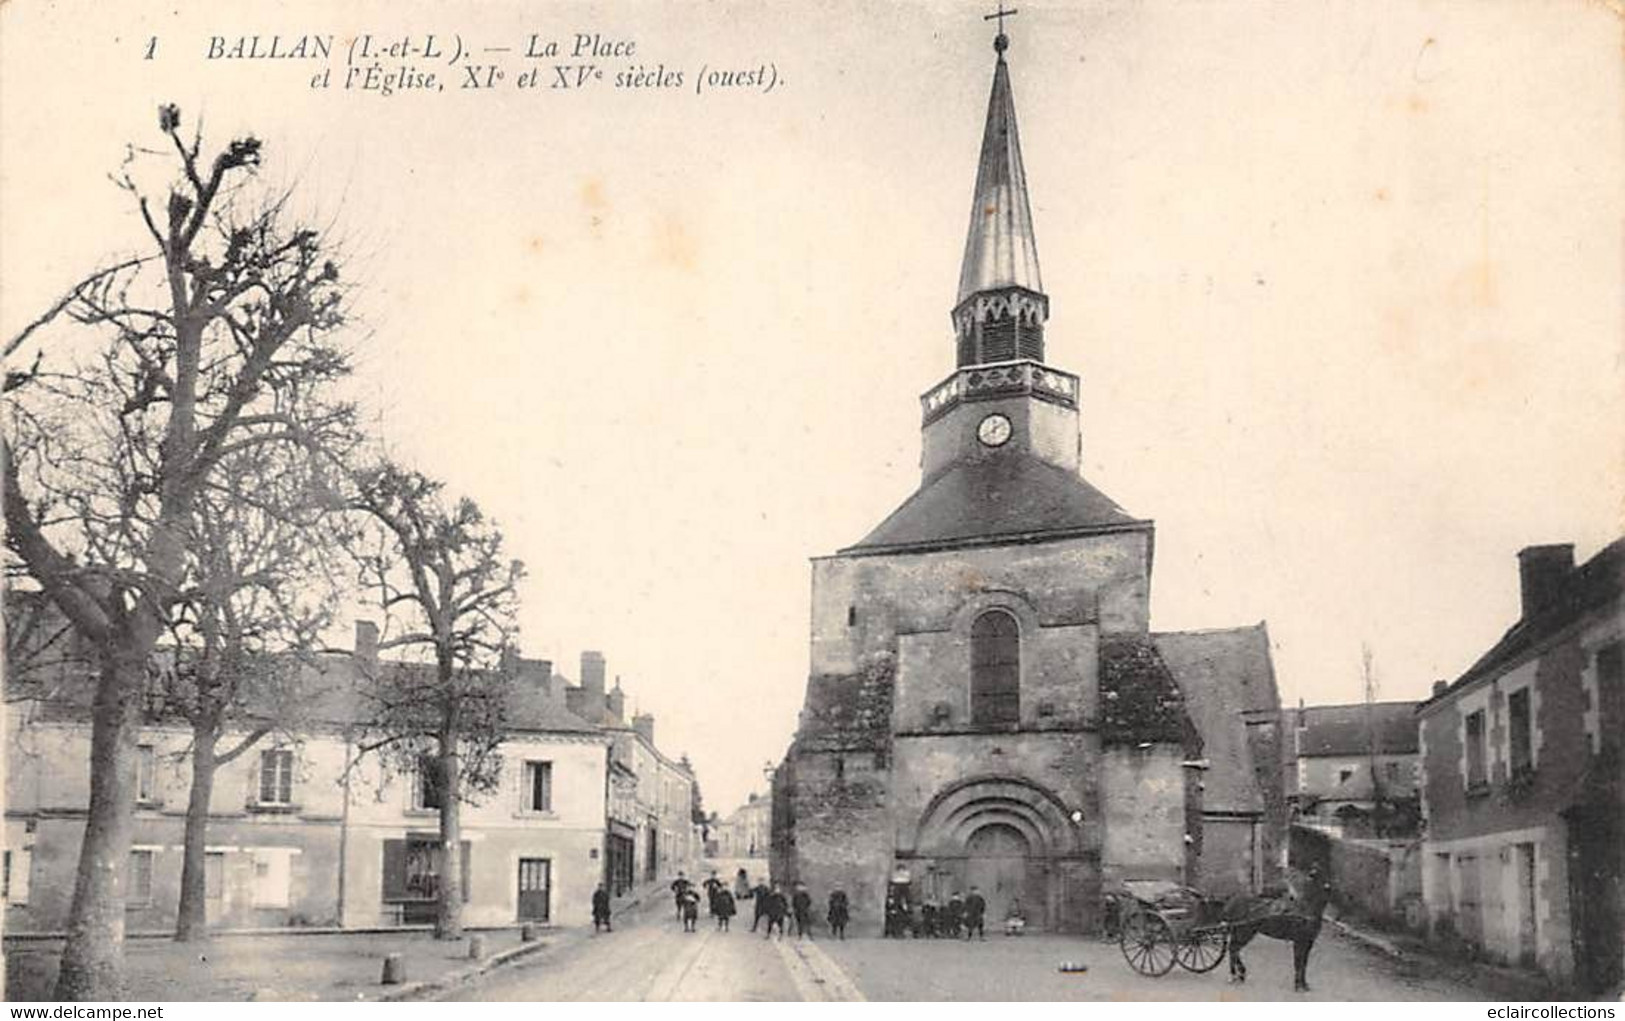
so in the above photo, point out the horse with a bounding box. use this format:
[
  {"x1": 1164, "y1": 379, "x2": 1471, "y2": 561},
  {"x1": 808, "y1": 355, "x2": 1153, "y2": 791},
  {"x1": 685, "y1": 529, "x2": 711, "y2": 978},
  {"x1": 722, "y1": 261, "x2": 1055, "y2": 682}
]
[{"x1": 1221, "y1": 865, "x2": 1335, "y2": 992}]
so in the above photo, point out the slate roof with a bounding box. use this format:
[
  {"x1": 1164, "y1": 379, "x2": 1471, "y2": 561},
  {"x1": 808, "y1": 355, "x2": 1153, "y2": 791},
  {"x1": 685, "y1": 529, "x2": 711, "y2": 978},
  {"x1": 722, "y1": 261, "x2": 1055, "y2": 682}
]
[
  {"x1": 1288, "y1": 702, "x2": 1420, "y2": 757},
  {"x1": 1428, "y1": 537, "x2": 1624, "y2": 706},
  {"x1": 8, "y1": 644, "x2": 603, "y2": 738},
  {"x1": 842, "y1": 454, "x2": 1148, "y2": 555},
  {"x1": 1153, "y1": 624, "x2": 1280, "y2": 815},
  {"x1": 1097, "y1": 635, "x2": 1188, "y2": 747},
  {"x1": 957, "y1": 40, "x2": 1042, "y2": 303}
]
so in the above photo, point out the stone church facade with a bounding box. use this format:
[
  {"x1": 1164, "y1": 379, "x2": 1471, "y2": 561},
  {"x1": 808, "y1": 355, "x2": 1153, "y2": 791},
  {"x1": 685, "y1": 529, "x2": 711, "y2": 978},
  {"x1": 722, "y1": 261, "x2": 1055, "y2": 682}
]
[{"x1": 771, "y1": 30, "x2": 1286, "y2": 934}]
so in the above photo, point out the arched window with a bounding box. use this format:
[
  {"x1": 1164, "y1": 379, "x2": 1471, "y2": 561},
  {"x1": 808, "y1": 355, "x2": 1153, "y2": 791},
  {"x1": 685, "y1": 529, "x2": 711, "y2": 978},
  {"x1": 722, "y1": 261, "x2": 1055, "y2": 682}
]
[{"x1": 971, "y1": 610, "x2": 1020, "y2": 725}]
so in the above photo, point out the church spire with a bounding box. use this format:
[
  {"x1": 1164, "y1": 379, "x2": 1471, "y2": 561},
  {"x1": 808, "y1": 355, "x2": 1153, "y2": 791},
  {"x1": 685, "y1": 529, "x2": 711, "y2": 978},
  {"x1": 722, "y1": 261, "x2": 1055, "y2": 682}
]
[{"x1": 953, "y1": 14, "x2": 1049, "y2": 368}]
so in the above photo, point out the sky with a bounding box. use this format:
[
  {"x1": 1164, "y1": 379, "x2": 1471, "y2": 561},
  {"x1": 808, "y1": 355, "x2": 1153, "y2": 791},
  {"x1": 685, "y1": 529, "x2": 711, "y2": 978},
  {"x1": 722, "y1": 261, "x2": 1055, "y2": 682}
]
[{"x1": 2, "y1": 1, "x2": 1621, "y2": 815}]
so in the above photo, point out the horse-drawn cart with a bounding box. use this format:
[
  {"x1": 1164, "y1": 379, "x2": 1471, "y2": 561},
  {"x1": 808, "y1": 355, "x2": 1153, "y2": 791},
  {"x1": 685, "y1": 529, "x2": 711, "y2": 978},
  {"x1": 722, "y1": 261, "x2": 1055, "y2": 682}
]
[{"x1": 1110, "y1": 881, "x2": 1230, "y2": 978}]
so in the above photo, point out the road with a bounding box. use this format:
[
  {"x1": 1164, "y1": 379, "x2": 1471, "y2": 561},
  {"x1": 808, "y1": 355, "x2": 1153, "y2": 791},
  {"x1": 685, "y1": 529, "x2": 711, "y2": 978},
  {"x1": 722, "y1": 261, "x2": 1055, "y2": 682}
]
[
  {"x1": 444, "y1": 894, "x2": 1493, "y2": 1001},
  {"x1": 442, "y1": 893, "x2": 858, "y2": 1002}
]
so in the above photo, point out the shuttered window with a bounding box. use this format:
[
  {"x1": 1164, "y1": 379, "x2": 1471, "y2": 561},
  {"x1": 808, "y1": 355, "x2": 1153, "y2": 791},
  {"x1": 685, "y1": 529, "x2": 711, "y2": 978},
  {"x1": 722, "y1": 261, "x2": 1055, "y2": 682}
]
[
  {"x1": 136, "y1": 745, "x2": 157, "y2": 803},
  {"x1": 523, "y1": 761, "x2": 553, "y2": 813},
  {"x1": 1465, "y1": 710, "x2": 1487, "y2": 788},
  {"x1": 411, "y1": 756, "x2": 443, "y2": 811},
  {"x1": 259, "y1": 749, "x2": 294, "y2": 805},
  {"x1": 1508, "y1": 688, "x2": 1533, "y2": 776}
]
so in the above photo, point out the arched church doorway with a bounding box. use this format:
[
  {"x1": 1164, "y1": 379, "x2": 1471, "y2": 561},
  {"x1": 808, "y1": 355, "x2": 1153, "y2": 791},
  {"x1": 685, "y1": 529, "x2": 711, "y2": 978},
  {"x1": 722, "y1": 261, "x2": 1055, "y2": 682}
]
[
  {"x1": 964, "y1": 822, "x2": 1032, "y2": 930},
  {"x1": 908, "y1": 775, "x2": 1091, "y2": 932}
]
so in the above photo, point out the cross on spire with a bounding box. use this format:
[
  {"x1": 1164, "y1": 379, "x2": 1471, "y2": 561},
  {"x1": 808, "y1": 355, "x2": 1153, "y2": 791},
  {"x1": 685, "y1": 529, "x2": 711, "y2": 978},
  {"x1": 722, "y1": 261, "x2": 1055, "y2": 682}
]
[{"x1": 984, "y1": 4, "x2": 1018, "y2": 54}]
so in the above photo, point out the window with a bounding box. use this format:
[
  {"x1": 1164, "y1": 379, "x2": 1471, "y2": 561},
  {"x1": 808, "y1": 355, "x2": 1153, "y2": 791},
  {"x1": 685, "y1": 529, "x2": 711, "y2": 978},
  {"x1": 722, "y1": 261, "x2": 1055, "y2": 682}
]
[
  {"x1": 1465, "y1": 710, "x2": 1488, "y2": 790},
  {"x1": 523, "y1": 761, "x2": 553, "y2": 813},
  {"x1": 1338, "y1": 766, "x2": 1356, "y2": 785},
  {"x1": 136, "y1": 745, "x2": 157, "y2": 803},
  {"x1": 1508, "y1": 688, "x2": 1533, "y2": 776},
  {"x1": 129, "y1": 849, "x2": 154, "y2": 907},
  {"x1": 411, "y1": 755, "x2": 443, "y2": 811},
  {"x1": 258, "y1": 748, "x2": 294, "y2": 805},
  {"x1": 970, "y1": 610, "x2": 1021, "y2": 726},
  {"x1": 3, "y1": 848, "x2": 29, "y2": 905}
]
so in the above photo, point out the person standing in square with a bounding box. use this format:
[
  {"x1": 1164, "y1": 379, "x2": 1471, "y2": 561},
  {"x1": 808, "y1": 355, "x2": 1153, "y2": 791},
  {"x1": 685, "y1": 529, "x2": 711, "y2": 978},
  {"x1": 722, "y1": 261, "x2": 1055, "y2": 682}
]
[{"x1": 963, "y1": 886, "x2": 987, "y2": 940}]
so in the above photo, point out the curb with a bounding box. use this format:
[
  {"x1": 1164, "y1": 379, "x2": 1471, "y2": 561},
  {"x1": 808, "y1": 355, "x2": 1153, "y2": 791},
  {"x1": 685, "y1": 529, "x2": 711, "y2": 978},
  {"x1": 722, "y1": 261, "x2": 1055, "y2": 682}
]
[
  {"x1": 379, "y1": 879, "x2": 669, "y2": 1001},
  {"x1": 379, "y1": 937, "x2": 552, "y2": 1002}
]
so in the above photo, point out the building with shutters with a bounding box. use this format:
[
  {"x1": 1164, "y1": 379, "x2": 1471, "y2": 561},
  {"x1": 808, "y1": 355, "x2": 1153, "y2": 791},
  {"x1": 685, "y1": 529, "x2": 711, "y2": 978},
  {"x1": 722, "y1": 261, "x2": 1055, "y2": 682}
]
[
  {"x1": 1, "y1": 610, "x2": 653, "y2": 934},
  {"x1": 770, "y1": 27, "x2": 1285, "y2": 935},
  {"x1": 546, "y1": 649, "x2": 701, "y2": 897},
  {"x1": 1417, "y1": 540, "x2": 1624, "y2": 994}
]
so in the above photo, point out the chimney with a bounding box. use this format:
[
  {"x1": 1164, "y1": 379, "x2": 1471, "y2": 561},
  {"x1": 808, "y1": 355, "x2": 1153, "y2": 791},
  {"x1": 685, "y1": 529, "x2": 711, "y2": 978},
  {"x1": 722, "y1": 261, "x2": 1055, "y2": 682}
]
[
  {"x1": 581, "y1": 651, "x2": 606, "y2": 696},
  {"x1": 1517, "y1": 544, "x2": 1574, "y2": 620},
  {"x1": 579, "y1": 650, "x2": 607, "y2": 720},
  {"x1": 500, "y1": 645, "x2": 519, "y2": 677},
  {"x1": 1432, "y1": 679, "x2": 1449, "y2": 697},
  {"x1": 633, "y1": 712, "x2": 655, "y2": 746},
  {"x1": 516, "y1": 655, "x2": 551, "y2": 688},
  {"x1": 354, "y1": 620, "x2": 378, "y2": 669},
  {"x1": 607, "y1": 676, "x2": 626, "y2": 722}
]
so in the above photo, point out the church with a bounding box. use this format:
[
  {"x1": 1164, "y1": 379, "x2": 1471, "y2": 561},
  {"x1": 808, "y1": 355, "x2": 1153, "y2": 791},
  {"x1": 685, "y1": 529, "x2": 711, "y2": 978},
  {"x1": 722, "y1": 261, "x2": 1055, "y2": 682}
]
[{"x1": 770, "y1": 24, "x2": 1287, "y2": 934}]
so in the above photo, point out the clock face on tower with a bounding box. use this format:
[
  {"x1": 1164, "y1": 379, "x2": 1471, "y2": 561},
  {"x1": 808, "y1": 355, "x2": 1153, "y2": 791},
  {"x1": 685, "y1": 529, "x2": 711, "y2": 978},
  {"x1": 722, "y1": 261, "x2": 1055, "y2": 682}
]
[{"x1": 977, "y1": 413, "x2": 1012, "y2": 447}]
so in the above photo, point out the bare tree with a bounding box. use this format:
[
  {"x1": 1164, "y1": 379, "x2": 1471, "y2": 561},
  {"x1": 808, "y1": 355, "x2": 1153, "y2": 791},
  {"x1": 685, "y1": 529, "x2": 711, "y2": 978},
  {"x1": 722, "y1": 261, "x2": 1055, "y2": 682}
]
[
  {"x1": 348, "y1": 461, "x2": 523, "y2": 939},
  {"x1": 156, "y1": 427, "x2": 352, "y2": 941},
  {"x1": 2, "y1": 104, "x2": 352, "y2": 997}
]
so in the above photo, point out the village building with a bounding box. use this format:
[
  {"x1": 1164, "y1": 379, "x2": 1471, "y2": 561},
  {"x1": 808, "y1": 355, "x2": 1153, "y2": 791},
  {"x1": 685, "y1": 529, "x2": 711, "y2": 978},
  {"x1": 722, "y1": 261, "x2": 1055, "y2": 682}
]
[
  {"x1": 1417, "y1": 540, "x2": 1624, "y2": 994},
  {"x1": 3, "y1": 607, "x2": 700, "y2": 934},
  {"x1": 770, "y1": 29, "x2": 1285, "y2": 934},
  {"x1": 544, "y1": 649, "x2": 701, "y2": 897},
  {"x1": 1284, "y1": 701, "x2": 1421, "y2": 836},
  {"x1": 714, "y1": 793, "x2": 771, "y2": 860}
]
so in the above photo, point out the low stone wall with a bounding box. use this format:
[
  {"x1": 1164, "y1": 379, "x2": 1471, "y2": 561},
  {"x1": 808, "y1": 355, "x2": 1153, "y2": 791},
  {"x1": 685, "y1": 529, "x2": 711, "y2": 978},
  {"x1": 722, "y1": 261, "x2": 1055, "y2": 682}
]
[{"x1": 1291, "y1": 824, "x2": 1424, "y2": 931}]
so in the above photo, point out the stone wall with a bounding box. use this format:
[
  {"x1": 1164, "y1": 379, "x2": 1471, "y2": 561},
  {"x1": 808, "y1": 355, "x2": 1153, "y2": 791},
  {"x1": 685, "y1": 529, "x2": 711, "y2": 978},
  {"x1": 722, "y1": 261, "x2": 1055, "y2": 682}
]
[{"x1": 1100, "y1": 745, "x2": 1185, "y2": 885}]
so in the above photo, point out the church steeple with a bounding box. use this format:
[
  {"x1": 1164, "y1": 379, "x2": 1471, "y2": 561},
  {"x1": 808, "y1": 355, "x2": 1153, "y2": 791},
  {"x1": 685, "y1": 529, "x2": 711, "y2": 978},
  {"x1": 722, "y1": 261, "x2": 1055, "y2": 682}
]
[
  {"x1": 953, "y1": 22, "x2": 1049, "y2": 368},
  {"x1": 917, "y1": 16, "x2": 1080, "y2": 483}
]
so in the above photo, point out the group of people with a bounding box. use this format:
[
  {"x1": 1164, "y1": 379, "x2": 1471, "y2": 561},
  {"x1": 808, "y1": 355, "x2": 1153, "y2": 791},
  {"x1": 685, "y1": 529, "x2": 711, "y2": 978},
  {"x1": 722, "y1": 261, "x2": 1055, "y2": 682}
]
[
  {"x1": 598, "y1": 866, "x2": 1025, "y2": 940},
  {"x1": 668, "y1": 869, "x2": 850, "y2": 940},
  {"x1": 883, "y1": 887, "x2": 1026, "y2": 939}
]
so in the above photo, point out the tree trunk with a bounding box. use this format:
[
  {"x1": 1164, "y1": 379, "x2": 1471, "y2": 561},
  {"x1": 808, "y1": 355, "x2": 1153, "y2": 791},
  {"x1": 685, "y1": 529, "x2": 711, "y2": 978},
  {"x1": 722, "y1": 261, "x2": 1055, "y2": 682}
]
[
  {"x1": 53, "y1": 650, "x2": 142, "y2": 999},
  {"x1": 175, "y1": 723, "x2": 218, "y2": 941},
  {"x1": 435, "y1": 742, "x2": 463, "y2": 940}
]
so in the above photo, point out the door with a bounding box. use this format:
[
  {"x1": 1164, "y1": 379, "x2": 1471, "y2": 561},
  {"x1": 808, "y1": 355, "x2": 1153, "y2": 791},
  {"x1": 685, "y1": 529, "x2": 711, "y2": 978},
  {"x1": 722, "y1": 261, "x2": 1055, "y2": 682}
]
[
  {"x1": 518, "y1": 858, "x2": 551, "y2": 922},
  {"x1": 964, "y1": 823, "x2": 1037, "y2": 930},
  {"x1": 1515, "y1": 843, "x2": 1537, "y2": 968},
  {"x1": 1455, "y1": 854, "x2": 1482, "y2": 947},
  {"x1": 1568, "y1": 811, "x2": 1623, "y2": 994},
  {"x1": 205, "y1": 851, "x2": 226, "y2": 923}
]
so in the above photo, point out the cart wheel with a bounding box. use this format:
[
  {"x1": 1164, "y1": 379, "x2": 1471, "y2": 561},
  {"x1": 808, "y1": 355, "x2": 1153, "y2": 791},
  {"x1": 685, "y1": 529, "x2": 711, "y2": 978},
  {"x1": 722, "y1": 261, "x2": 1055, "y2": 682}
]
[
  {"x1": 1174, "y1": 926, "x2": 1229, "y2": 973},
  {"x1": 1118, "y1": 911, "x2": 1177, "y2": 977}
]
